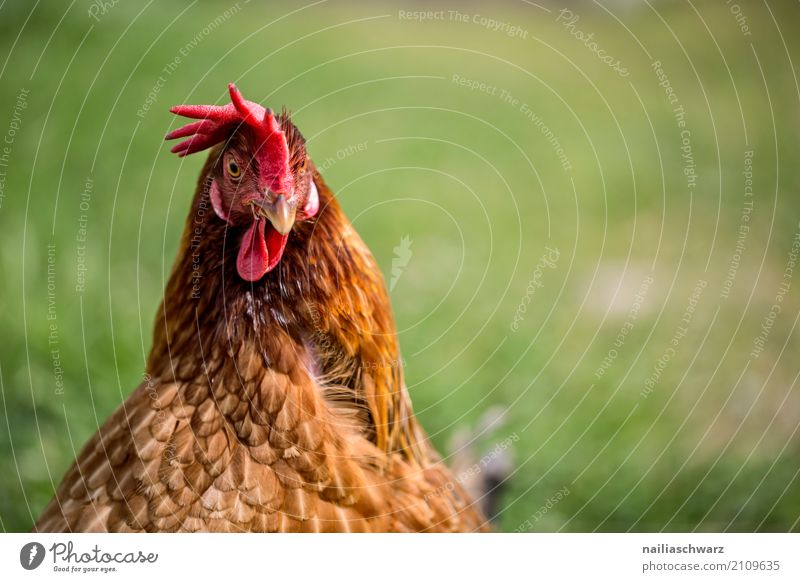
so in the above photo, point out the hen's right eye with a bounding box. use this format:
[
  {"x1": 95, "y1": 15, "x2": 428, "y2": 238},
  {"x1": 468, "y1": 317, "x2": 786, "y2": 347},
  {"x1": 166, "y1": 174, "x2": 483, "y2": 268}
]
[{"x1": 227, "y1": 160, "x2": 241, "y2": 178}]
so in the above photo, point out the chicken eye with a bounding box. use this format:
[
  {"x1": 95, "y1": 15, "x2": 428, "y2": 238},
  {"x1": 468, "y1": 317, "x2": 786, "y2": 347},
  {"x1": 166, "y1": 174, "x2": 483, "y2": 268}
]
[{"x1": 227, "y1": 160, "x2": 241, "y2": 178}]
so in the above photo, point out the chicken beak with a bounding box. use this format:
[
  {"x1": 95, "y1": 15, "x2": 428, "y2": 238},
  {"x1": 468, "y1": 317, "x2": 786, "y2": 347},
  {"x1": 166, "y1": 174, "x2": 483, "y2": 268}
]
[{"x1": 252, "y1": 195, "x2": 296, "y2": 235}]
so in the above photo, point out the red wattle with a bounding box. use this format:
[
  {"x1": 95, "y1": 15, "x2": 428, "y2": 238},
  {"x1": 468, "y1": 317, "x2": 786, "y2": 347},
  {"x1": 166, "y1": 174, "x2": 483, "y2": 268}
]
[
  {"x1": 236, "y1": 218, "x2": 289, "y2": 281},
  {"x1": 265, "y1": 225, "x2": 289, "y2": 272},
  {"x1": 237, "y1": 219, "x2": 269, "y2": 281}
]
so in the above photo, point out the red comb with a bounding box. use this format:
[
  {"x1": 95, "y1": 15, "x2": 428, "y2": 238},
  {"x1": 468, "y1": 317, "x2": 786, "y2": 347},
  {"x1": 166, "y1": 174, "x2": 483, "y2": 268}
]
[{"x1": 166, "y1": 84, "x2": 292, "y2": 193}]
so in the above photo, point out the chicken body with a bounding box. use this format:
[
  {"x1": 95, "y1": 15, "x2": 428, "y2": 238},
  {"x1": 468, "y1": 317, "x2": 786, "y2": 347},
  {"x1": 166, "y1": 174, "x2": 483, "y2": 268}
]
[{"x1": 35, "y1": 148, "x2": 488, "y2": 532}]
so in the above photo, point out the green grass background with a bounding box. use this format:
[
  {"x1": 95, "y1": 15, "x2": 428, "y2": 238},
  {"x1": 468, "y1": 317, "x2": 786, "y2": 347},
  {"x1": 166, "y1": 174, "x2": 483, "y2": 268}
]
[{"x1": 1, "y1": 0, "x2": 799, "y2": 532}]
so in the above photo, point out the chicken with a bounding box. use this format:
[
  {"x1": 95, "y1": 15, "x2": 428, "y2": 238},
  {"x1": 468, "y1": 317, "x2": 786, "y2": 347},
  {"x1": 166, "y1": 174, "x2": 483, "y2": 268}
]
[{"x1": 34, "y1": 84, "x2": 489, "y2": 532}]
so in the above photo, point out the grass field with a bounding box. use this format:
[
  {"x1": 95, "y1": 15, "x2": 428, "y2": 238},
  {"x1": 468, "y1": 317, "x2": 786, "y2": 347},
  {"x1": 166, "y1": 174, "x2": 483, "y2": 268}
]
[{"x1": 1, "y1": 0, "x2": 800, "y2": 532}]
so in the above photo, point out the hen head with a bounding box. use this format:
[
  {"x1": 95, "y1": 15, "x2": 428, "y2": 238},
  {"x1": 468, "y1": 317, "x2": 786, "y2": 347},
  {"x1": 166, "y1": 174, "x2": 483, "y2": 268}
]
[{"x1": 166, "y1": 84, "x2": 319, "y2": 281}]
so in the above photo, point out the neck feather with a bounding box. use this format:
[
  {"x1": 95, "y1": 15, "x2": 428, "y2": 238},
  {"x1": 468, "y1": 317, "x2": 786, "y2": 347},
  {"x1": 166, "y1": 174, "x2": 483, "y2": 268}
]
[{"x1": 147, "y1": 161, "x2": 427, "y2": 464}]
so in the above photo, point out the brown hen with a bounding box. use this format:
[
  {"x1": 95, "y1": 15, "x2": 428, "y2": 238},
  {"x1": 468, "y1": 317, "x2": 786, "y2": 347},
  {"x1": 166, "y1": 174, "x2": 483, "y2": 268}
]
[{"x1": 34, "y1": 85, "x2": 489, "y2": 533}]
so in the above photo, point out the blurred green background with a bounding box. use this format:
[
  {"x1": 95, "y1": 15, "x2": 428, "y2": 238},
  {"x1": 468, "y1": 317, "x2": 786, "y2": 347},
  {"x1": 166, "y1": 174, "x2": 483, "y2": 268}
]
[{"x1": 1, "y1": 0, "x2": 799, "y2": 532}]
